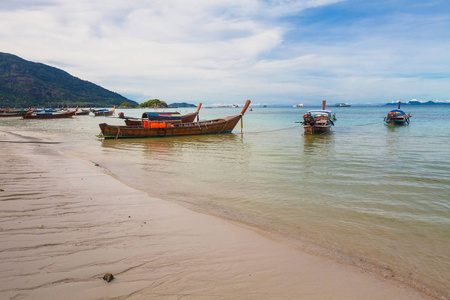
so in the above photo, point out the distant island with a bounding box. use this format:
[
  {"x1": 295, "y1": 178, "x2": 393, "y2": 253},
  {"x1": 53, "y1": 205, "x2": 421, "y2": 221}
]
[
  {"x1": 0, "y1": 52, "x2": 138, "y2": 108},
  {"x1": 385, "y1": 100, "x2": 450, "y2": 106},
  {"x1": 169, "y1": 102, "x2": 197, "y2": 108},
  {"x1": 139, "y1": 99, "x2": 168, "y2": 108}
]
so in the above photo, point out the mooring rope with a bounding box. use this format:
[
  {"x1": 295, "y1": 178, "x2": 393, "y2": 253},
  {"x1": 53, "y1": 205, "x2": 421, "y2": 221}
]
[
  {"x1": 354, "y1": 121, "x2": 383, "y2": 126},
  {"x1": 245, "y1": 125, "x2": 299, "y2": 134},
  {"x1": 115, "y1": 126, "x2": 121, "y2": 139},
  {"x1": 219, "y1": 119, "x2": 230, "y2": 133}
]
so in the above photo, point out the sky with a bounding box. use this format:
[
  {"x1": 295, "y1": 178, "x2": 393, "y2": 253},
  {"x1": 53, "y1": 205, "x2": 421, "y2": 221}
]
[{"x1": 1, "y1": 0, "x2": 449, "y2": 105}]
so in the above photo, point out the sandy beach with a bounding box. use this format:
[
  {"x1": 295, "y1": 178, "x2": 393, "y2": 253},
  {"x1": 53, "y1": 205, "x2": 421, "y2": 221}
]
[{"x1": 0, "y1": 130, "x2": 431, "y2": 300}]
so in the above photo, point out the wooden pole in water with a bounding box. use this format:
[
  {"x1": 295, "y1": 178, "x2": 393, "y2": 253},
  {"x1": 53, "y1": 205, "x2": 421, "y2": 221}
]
[
  {"x1": 322, "y1": 100, "x2": 326, "y2": 110},
  {"x1": 398, "y1": 101, "x2": 401, "y2": 109},
  {"x1": 196, "y1": 103, "x2": 202, "y2": 112},
  {"x1": 240, "y1": 100, "x2": 251, "y2": 115},
  {"x1": 196, "y1": 103, "x2": 202, "y2": 122},
  {"x1": 240, "y1": 100, "x2": 251, "y2": 133}
]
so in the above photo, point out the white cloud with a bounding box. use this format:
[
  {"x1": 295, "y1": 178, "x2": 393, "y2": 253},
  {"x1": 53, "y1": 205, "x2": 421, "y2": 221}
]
[{"x1": 0, "y1": 0, "x2": 449, "y2": 104}]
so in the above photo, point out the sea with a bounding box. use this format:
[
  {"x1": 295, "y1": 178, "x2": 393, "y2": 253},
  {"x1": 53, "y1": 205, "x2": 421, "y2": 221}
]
[{"x1": 1, "y1": 104, "x2": 449, "y2": 297}]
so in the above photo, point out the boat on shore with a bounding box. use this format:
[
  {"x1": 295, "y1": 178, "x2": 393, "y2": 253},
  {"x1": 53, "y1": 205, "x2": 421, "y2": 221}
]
[
  {"x1": 75, "y1": 109, "x2": 90, "y2": 115},
  {"x1": 93, "y1": 106, "x2": 115, "y2": 116},
  {"x1": 22, "y1": 108, "x2": 78, "y2": 119},
  {"x1": 384, "y1": 102, "x2": 410, "y2": 126},
  {"x1": 99, "y1": 100, "x2": 250, "y2": 139},
  {"x1": 0, "y1": 109, "x2": 28, "y2": 117},
  {"x1": 301, "y1": 101, "x2": 335, "y2": 134},
  {"x1": 123, "y1": 103, "x2": 202, "y2": 126}
]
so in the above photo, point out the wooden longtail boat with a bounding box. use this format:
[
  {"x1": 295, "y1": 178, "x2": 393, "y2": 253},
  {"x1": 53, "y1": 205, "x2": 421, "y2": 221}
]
[
  {"x1": 99, "y1": 100, "x2": 250, "y2": 139},
  {"x1": 75, "y1": 109, "x2": 90, "y2": 115},
  {"x1": 301, "y1": 101, "x2": 335, "y2": 134},
  {"x1": 22, "y1": 108, "x2": 77, "y2": 119},
  {"x1": 93, "y1": 106, "x2": 115, "y2": 116},
  {"x1": 0, "y1": 109, "x2": 28, "y2": 117},
  {"x1": 124, "y1": 103, "x2": 202, "y2": 126},
  {"x1": 384, "y1": 102, "x2": 410, "y2": 126},
  {"x1": 182, "y1": 103, "x2": 202, "y2": 122}
]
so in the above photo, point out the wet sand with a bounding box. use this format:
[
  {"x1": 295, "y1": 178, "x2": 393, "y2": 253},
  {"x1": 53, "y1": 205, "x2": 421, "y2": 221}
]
[{"x1": 0, "y1": 130, "x2": 430, "y2": 299}]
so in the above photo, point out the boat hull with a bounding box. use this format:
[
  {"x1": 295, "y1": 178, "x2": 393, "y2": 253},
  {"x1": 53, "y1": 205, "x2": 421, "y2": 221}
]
[
  {"x1": 181, "y1": 111, "x2": 199, "y2": 123},
  {"x1": 75, "y1": 110, "x2": 90, "y2": 115},
  {"x1": 302, "y1": 124, "x2": 332, "y2": 134},
  {"x1": 384, "y1": 116, "x2": 409, "y2": 126},
  {"x1": 22, "y1": 111, "x2": 75, "y2": 119},
  {"x1": 0, "y1": 113, "x2": 23, "y2": 117},
  {"x1": 384, "y1": 120, "x2": 409, "y2": 126},
  {"x1": 94, "y1": 111, "x2": 114, "y2": 116},
  {"x1": 124, "y1": 119, "x2": 141, "y2": 126},
  {"x1": 100, "y1": 115, "x2": 242, "y2": 139},
  {"x1": 124, "y1": 111, "x2": 199, "y2": 126}
]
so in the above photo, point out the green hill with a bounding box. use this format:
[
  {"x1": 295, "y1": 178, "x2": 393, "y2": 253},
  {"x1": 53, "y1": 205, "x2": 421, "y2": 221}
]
[
  {"x1": 169, "y1": 102, "x2": 197, "y2": 108},
  {"x1": 0, "y1": 52, "x2": 138, "y2": 108}
]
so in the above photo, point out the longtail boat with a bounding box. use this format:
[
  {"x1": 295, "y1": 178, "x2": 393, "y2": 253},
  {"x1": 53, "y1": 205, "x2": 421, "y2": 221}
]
[
  {"x1": 22, "y1": 107, "x2": 78, "y2": 119},
  {"x1": 93, "y1": 106, "x2": 115, "y2": 116},
  {"x1": 384, "y1": 101, "x2": 410, "y2": 126},
  {"x1": 75, "y1": 109, "x2": 90, "y2": 115},
  {"x1": 123, "y1": 103, "x2": 202, "y2": 126},
  {"x1": 301, "y1": 101, "x2": 336, "y2": 134},
  {"x1": 99, "y1": 100, "x2": 250, "y2": 139},
  {"x1": 0, "y1": 109, "x2": 28, "y2": 117}
]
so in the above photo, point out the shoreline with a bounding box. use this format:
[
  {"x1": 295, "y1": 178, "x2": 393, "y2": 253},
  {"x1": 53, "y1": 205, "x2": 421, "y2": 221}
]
[{"x1": 0, "y1": 130, "x2": 434, "y2": 299}]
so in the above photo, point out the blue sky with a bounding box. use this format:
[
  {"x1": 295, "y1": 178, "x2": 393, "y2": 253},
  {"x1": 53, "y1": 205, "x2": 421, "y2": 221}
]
[{"x1": 0, "y1": 0, "x2": 449, "y2": 105}]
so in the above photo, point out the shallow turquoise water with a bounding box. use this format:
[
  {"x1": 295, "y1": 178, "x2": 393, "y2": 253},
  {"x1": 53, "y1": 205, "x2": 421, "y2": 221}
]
[{"x1": 2, "y1": 105, "x2": 449, "y2": 296}]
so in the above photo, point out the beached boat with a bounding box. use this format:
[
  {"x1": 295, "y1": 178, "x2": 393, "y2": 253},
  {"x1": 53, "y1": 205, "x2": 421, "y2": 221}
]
[
  {"x1": 93, "y1": 106, "x2": 115, "y2": 117},
  {"x1": 123, "y1": 103, "x2": 202, "y2": 126},
  {"x1": 0, "y1": 109, "x2": 28, "y2": 117},
  {"x1": 35, "y1": 108, "x2": 58, "y2": 112},
  {"x1": 22, "y1": 108, "x2": 78, "y2": 119},
  {"x1": 75, "y1": 109, "x2": 90, "y2": 115},
  {"x1": 384, "y1": 102, "x2": 410, "y2": 126},
  {"x1": 99, "y1": 100, "x2": 251, "y2": 139},
  {"x1": 301, "y1": 101, "x2": 335, "y2": 134}
]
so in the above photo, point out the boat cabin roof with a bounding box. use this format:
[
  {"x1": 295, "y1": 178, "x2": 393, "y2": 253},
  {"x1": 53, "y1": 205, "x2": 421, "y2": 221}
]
[
  {"x1": 142, "y1": 112, "x2": 181, "y2": 118},
  {"x1": 389, "y1": 109, "x2": 406, "y2": 115},
  {"x1": 36, "y1": 108, "x2": 57, "y2": 112},
  {"x1": 307, "y1": 110, "x2": 332, "y2": 116},
  {"x1": 141, "y1": 112, "x2": 182, "y2": 121}
]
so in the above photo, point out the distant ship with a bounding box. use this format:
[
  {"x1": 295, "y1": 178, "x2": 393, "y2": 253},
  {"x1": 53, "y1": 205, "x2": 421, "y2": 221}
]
[
  {"x1": 293, "y1": 103, "x2": 305, "y2": 108},
  {"x1": 333, "y1": 103, "x2": 351, "y2": 107}
]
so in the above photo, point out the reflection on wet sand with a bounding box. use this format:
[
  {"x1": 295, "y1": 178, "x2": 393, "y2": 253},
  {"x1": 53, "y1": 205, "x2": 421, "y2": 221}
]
[
  {"x1": 100, "y1": 134, "x2": 252, "y2": 163},
  {"x1": 101, "y1": 133, "x2": 241, "y2": 150},
  {"x1": 99, "y1": 133, "x2": 253, "y2": 191}
]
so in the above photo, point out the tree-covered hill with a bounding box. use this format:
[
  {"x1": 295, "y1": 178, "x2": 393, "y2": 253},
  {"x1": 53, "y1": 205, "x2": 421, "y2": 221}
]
[
  {"x1": 0, "y1": 52, "x2": 138, "y2": 108},
  {"x1": 139, "y1": 99, "x2": 168, "y2": 108},
  {"x1": 169, "y1": 102, "x2": 197, "y2": 108}
]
